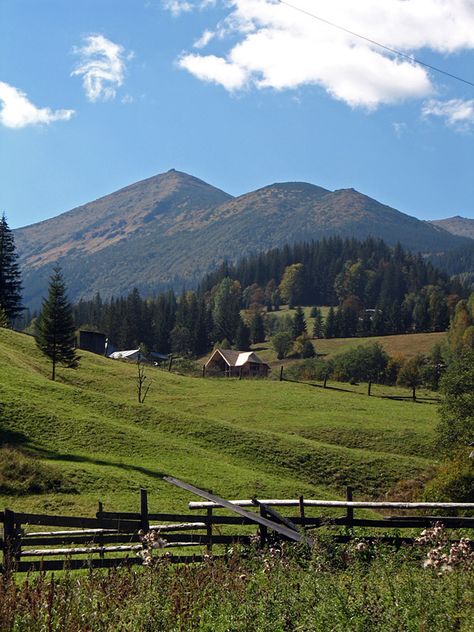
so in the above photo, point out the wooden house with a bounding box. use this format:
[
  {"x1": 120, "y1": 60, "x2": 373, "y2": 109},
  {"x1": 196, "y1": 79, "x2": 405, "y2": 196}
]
[{"x1": 205, "y1": 349, "x2": 270, "y2": 377}]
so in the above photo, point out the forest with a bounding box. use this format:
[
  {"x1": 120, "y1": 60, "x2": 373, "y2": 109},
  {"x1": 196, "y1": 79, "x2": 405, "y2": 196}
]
[{"x1": 65, "y1": 237, "x2": 467, "y2": 356}]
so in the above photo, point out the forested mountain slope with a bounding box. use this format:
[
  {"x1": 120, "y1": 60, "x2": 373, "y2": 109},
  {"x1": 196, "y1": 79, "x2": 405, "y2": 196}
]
[{"x1": 14, "y1": 171, "x2": 469, "y2": 307}]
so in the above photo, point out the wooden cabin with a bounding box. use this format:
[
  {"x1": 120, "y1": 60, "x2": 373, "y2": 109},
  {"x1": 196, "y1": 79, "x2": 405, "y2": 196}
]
[{"x1": 205, "y1": 349, "x2": 270, "y2": 378}]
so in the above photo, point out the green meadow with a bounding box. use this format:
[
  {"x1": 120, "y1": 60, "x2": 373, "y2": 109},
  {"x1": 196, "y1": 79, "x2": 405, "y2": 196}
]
[{"x1": 0, "y1": 328, "x2": 439, "y2": 517}]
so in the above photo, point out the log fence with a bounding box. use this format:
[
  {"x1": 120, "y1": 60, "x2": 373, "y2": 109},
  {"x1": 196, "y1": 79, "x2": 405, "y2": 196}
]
[{"x1": 1, "y1": 483, "x2": 473, "y2": 575}]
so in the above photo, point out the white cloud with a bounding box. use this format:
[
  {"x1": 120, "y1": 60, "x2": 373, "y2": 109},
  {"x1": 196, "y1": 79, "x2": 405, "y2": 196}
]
[
  {"x1": 422, "y1": 99, "x2": 474, "y2": 131},
  {"x1": 163, "y1": 0, "x2": 193, "y2": 16},
  {"x1": 392, "y1": 122, "x2": 407, "y2": 138},
  {"x1": 72, "y1": 34, "x2": 130, "y2": 102},
  {"x1": 176, "y1": 0, "x2": 474, "y2": 109},
  {"x1": 0, "y1": 81, "x2": 74, "y2": 129},
  {"x1": 194, "y1": 29, "x2": 215, "y2": 49}
]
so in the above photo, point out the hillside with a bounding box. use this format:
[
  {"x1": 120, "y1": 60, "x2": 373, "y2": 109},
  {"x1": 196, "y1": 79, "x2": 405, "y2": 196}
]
[
  {"x1": 0, "y1": 328, "x2": 438, "y2": 514},
  {"x1": 14, "y1": 171, "x2": 469, "y2": 308},
  {"x1": 429, "y1": 216, "x2": 474, "y2": 240}
]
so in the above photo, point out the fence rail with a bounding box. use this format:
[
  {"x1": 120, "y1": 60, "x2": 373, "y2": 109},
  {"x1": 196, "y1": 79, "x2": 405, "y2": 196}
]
[{"x1": 2, "y1": 486, "x2": 473, "y2": 575}]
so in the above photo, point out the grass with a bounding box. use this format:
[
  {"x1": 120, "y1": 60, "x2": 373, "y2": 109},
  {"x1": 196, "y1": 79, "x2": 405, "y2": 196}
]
[
  {"x1": 1, "y1": 541, "x2": 473, "y2": 631},
  {"x1": 0, "y1": 328, "x2": 440, "y2": 517},
  {"x1": 251, "y1": 331, "x2": 446, "y2": 368}
]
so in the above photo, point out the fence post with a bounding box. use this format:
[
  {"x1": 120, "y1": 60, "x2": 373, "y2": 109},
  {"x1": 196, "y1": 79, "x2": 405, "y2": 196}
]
[
  {"x1": 97, "y1": 501, "x2": 104, "y2": 559},
  {"x1": 346, "y1": 486, "x2": 354, "y2": 526},
  {"x1": 140, "y1": 489, "x2": 149, "y2": 532},
  {"x1": 202, "y1": 365, "x2": 206, "y2": 378},
  {"x1": 3, "y1": 508, "x2": 19, "y2": 576},
  {"x1": 279, "y1": 366, "x2": 284, "y2": 381},
  {"x1": 206, "y1": 507, "x2": 213, "y2": 554},
  {"x1": 323, "y1": 372, "x2": 328, "y2": 388},
  {"x1": 259, "y1": 505, "x2": 268, "y2": 548},
  {"x1": 299, "y1": 495, "x2": 305, "y2": 529},
  {"x1": 168, "y1": 356, "x2": 173, "y2": 372}
]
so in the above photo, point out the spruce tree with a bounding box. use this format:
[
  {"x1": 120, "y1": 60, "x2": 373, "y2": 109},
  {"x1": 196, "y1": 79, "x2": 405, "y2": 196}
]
[
  {"x1": 35, "y1": 266, "x2": 79, "y2": 380},
  {"x1": 292, "y1": 306, "x2": 307, "y2": 339},
  {"x1": 235, "y1": 318, "x2": 251, "y2": 351},
  {"x1": 250, "y1": 312, "x2": 265, "y2": 344},
  {"x1": 0, "y1": 213, "x2": 23, "y2": 324}
]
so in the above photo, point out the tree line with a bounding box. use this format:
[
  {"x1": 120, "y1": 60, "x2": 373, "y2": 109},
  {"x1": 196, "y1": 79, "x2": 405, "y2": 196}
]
[{"x1": 66, "y1": 237, "x2": 467, "y2": 356}]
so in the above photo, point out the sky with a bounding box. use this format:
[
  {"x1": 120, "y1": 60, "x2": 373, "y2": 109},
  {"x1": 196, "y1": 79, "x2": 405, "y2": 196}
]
[{"x1": 1, "y1": 0, "x2": 474, "y2": 230}]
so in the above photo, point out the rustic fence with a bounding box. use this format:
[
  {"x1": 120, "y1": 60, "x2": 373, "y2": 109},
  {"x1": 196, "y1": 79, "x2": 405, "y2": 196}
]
[{"x1": 1, "y1": 484, "x2": 473, "y2": 575}]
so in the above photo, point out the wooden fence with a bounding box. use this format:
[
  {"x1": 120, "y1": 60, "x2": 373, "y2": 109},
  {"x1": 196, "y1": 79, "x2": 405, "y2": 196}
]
[{"x1": 1, "y1": 483, "x2": 473, "y2": 575}]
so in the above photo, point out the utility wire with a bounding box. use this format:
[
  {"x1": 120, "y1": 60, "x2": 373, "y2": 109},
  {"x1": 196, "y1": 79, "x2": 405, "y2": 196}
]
[{"x1": 278, "y1": 0, "x2": 474, "y2": 88}]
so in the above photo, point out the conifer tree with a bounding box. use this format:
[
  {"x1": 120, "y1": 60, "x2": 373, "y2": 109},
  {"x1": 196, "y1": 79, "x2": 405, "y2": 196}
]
[
  {"x1": 0, "y1": 213, "x2": 23, "y2": 324},
  {"x1": 35, "y1": 266, "x2": 79, "y2": 380},
  {"x1": 292, "y1": 306, "x2": 307, "y2": 339},
  {"x1": 312, "y1": 308, "x2": 324, "y2": 338},
  {"x1": 235, "y1": 318, "x2": 251, "y2": 351},
  {"x1": 250, "y1": 312, "x2": 265, "y2": 344},
  {"x1": 325, "y1": 307, "x2": 337, "y2": 338}
]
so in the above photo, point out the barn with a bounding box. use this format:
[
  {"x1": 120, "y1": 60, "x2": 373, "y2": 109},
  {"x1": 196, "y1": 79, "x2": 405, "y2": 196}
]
[{"x1": 205, "y1": 349, "x2": 270, "y2": 377}]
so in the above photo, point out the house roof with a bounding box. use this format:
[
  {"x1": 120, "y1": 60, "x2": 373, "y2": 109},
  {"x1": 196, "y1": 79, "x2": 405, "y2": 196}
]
[
  {"x1": 207, "y1": 348, "x2": 269, "y2": 368},
  {"x1": 109, "y1": 349, "x2": 141, "y2": 360}
]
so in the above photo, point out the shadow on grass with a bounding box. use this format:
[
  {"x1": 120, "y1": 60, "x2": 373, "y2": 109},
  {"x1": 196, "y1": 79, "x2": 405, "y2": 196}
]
[
  {"x1": 0, "y1": 404, "x2": 29, "y2": 445},
  {"x1": 281, "y1": 379, "x2": 440, "y2": 404},
  {"x1": 32, "y1": 447, "x2": 166, "y2": 481}
]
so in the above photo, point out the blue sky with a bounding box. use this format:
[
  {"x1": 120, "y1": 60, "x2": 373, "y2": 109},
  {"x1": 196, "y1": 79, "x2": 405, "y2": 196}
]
[{"x1": 1, "y1": 0, "x2": 474, "y2": 229}]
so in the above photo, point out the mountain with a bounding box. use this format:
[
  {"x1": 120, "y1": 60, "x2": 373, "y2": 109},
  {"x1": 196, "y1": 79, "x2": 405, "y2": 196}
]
[
  {"x1": 429, "y1": 216, "x2": 474, "y2": 240},
  {"x1": 14, "y1": 170, "x2": 470, "y2": 308}
]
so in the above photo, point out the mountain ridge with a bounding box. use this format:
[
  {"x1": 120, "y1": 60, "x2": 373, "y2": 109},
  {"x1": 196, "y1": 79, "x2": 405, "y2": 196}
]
[
  {"x1": 14, "y1": 170, "x2": 471, "y2": 308},
  {"x1": 429, "y1": 216, "x2": 474, "y2": 240}
]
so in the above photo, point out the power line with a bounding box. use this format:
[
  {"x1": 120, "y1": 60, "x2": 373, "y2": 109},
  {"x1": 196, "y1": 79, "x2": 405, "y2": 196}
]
[{"x1": 278, "y1": 0, "x2": 474, "y2": 88}]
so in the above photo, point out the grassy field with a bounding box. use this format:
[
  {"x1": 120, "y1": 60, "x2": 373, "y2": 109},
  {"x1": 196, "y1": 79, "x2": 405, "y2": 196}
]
[
  {"x1": 0, "y1": 329, "x2": 440, "y2": 517},
  {"x1": 252, "y1": 330, "x2": 446, "y2": 368}
]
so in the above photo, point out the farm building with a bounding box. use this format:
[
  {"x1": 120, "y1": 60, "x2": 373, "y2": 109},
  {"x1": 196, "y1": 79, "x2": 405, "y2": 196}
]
[
  {"x1": 77, "y1": 330, "x2": 107, "y2": 355},
  {"x1": 108, "y1": 349, "x2": 168, "y2": 364},
  {"x1": 205, "y1": 349, "x2": 270, "y2": 377}
]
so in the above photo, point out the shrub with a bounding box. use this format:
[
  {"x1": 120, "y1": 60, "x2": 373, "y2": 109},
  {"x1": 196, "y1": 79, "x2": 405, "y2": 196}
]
[{"x1": 0, "y1": 447, "x2": 76, "y2": 495}]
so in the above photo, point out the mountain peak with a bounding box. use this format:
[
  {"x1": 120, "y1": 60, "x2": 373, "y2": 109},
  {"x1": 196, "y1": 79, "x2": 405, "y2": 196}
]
[
  {"x1": 429, "y1": 215, "x2": 474, "y2": 240},
  {"x1": 14, "y1": 171, "x2": 471, "y2": 308}
]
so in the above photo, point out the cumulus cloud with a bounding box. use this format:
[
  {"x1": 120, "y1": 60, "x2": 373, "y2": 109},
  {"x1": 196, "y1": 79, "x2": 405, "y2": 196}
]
[
  {"x1": 72, "y1": 34, "x2": 130, "y2": 102},
  {"x1": 175, "y1": 0, "x2": 474, "y2": 109},
  {"x1": 422, "y1": 99, "x2": 474, "y2": 131},
  {"x1": 0, "y1": 81, "x2": 74, "y2": 129},
  {"x1": 163, "y1": 0, "x2": 193, "y2": 16}
]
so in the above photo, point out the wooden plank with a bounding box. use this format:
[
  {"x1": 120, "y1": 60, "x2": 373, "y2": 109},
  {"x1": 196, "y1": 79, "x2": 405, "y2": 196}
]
[
  {"x1": 150, "y1": 522, "x2": 207, "y2": 531},
  {"x1": 98, "y1": 511, "x2": 141, "y2": 520},
  {"x1": 22, "y1": 534, "x2": 141, "y2": 547},
  {"x1": 21, "y1": 544, "x2": 143, "y2": 557},
  {"x1": 25, "y1": 528, "x2": 119, "y2": 537},
  {"x1": 189, "y1": 499, "x2": 474, "y2": 510},
  {"x1": 253, "y1": 499, "x2": 313, "y2": 547},
  {"x1": 15, "y1": 513, "x2": 139, "y2": 530},
  {"x1": 164, "y1": 476, "x2": 304, "y2": 543},
  {"x1": 21, "y1": 532, "x2": 252, "y2": 548},
  {"x1": 16, "y1": 554, "x2": 225, "y2": 572}
]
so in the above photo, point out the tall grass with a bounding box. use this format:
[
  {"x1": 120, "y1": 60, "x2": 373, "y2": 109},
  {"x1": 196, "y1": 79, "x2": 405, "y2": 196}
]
[{"x1": 1, "y1": 539, "x2": 473, "y2": 631}]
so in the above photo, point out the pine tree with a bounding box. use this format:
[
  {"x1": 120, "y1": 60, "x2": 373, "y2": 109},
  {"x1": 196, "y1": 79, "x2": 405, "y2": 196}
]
[
  {"x1": 35, "y1": 266, "x2": 79, "y2": 380},
  {"x1": 0, "y1": 213, "x2": 23, "y2": 324},
  {"x1": 312, "y1": 308, "x2": 324, "y2": 338},
  {"x1": 292, "y1": 306, "x2": 307, "y2": 339},
  {"x1": 324, "y1": 307, "x2": 337, "y2": 338},
  {"x1": 250, "y1": 312, "x2": 265, "y2": 344},
  {"x1": 235, "y1": 318, "x2": 251, "y2": 351}
]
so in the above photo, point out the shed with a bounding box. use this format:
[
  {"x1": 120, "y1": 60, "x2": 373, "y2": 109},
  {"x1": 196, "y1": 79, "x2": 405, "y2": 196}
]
[
  {"x1": 77, "y1": 330, "x2": 107, "y2": 355},
  {"x1": 205, "y1": 349, "x2": 270, "y2": 377}
]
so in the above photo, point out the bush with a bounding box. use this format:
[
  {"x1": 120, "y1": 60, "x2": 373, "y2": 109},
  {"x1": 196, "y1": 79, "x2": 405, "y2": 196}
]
[
  {"x1": 423, "y1": 449, "x2": 474, "y2": 505},
  {"x1": 0, "y1": 447, "x2": 76, "y2": 495},
  {"x1": 285, "y1": 358, "x2": 332, "y2": 381}
]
